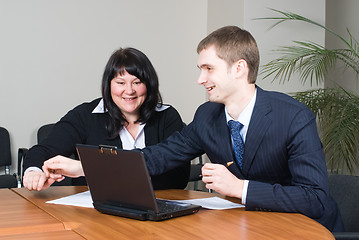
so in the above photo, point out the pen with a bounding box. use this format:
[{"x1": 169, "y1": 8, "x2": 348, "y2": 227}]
[{"x1": 226, "y1": 161, "x2": 233, "y2": 167}]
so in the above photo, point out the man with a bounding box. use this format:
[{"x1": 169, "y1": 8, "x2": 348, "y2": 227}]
[
  {"x1": 139, "y1": 26, "x2": 343, "y2": 232},
  {"x1": 43, "y1": 26, "x2": 343, "y2": 232}
]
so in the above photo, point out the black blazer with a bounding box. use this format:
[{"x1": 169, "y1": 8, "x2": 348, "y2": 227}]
[
  {"x1": 23, "y1": 98, "x2": 190, "y2": 190},
  {"x1": 142, "y1": 86, "x2": 343, "y2": 232}
]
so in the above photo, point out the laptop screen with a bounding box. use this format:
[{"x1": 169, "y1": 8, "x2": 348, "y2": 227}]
[{"x1": 76, "y1": 144, "x2": 159, "y2": 212}]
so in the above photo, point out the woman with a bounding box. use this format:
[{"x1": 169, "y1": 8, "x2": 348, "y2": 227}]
[{"x1": 23, "y1": 47, "x2": 190, "y2": 191}]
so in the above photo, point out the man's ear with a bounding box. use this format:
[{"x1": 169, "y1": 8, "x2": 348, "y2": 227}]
[
  {"x1": 233, "y1": 59, "x2": 248, "y2": 78},
  {"x1": 235, "y1": 59, "x2": 247, "y2": 71}
]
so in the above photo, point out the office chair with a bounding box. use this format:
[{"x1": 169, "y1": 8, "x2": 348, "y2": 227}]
[
  {"x1": 37, "y1": 123, "x2": 56, "y2": 143},
  {"x1": 328, "y1": 174, "x2": 359, "y2": 240},
  {"x1": 18, "y1": 123, "x2": 55, "y2": 185},
  {"x1": 0, "y1": 127, "x2": 18, "y2": 188},
  {"x1": 18, "y1": 123, "x2": 73, "y2": 187},
  {"x1": 188, "y1": 155, "x2": 204, "y2": 191}
]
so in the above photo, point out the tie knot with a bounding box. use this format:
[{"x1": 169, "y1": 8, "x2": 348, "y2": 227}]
[
  {"x1": 228, "y1": 120, "x2": 244, "y2": 140},
  {"x1": 228, "y1": 120, "x2": 243, "y2": 131}
]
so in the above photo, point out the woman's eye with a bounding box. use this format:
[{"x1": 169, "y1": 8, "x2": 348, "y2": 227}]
[{"x1": 134, "y1": 81, "x2": 142, "y2": 85}]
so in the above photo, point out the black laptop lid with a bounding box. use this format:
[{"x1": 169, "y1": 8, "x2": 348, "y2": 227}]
[{"x1": 76, "y1": 144, "x2": 159, "y2": 213}]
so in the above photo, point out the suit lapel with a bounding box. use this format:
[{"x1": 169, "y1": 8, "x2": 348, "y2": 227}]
[
  {"x1": 209, "y1": 104, "x2": 234, "y2": 162},
  {"x1": 242, "y1": 87, "x2": 272, "y2": 175}
]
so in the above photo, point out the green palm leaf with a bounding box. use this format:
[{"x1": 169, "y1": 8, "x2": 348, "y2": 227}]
[
  {"x1": 292, "y1": 89, "x2": 359, "y2": 174},
  {"x1": 259, "y1": 9, "x2": 359, "y2": 86},
  {"x1": 261, "y1": 41, "x2": 338, "y2": 85},
  {"x1": 320, "y1": 89, "x2": 359, "y2": 173}
]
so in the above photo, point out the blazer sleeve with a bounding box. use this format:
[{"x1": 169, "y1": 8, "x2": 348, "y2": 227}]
[
  {"x1": 245, "y1": 107, "x2": 329, "y2": 219},
  {"x1": 145, "y1": 105, "x2": 191, "y2": 189},
  {"x1": 142, "y1": 107, "x2": 206, "y2": 176}
]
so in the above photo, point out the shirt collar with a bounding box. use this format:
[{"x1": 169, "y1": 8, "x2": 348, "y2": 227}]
[
  {"x1": 92, "y1": 99, "x2": 107, "y2": 113},
  {"x1": 225, "y1": 88, "x2": 257, "y2": 126}
]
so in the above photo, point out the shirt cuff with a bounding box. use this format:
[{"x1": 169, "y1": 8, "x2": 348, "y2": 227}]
[
  {"x1": 24, "y1": 167, "x2": 42, "y2": 175},
  {"x1": 241, "y1": 180, "x2": 249, "y2": 205}
]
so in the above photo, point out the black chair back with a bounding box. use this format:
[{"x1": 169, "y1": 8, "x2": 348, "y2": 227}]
[
  {"x1": 37, "y1": 123, "x2": 55, "y2": 143},
  {"x1": 329, "y1": 174, "x2": 359, "y2": 239},
  {"x1": 0, "y1": 127, "x2": 17, "y2": 188},
  {"x1": 19, "y1": 123, "x2": 74, "y2": 187},
  {"x1": 0, "y1": 127, "x2": 11, "y2": 167}
]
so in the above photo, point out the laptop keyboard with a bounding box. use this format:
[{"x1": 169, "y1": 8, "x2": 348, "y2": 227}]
[{"x1": 156, "y1": 199, "x2": 188, "y2": 213}]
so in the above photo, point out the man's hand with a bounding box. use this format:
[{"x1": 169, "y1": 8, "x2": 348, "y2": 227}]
[
  {"x1": 23, "y1": 170, "x2": 55, "y2": 191},
  {"x1": 201, "y1": 163, "x2": 244, "y2": 199}
]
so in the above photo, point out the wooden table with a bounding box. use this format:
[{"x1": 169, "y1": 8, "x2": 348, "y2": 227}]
[
  {"x1": 0, "y1": 188, "x2": 83, "y2": 239},
  {"x1": 9, "y1": 186, "x2": 334, "y2": 240}
]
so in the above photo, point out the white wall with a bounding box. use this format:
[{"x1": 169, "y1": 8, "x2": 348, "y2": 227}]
[
  {"x1": 326, "y1": 0, "x2": 359, "y2": 93},
  {"x1": 0, "y1": 0, "x2": 207, "y2": 173},
  {"x1": 207, "y1": 0, "x2": 244, "y2": 33}
]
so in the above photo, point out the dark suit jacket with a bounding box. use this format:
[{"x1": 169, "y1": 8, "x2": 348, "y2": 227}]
[
  {"x1": 23, "y1": 98, "x2": 190, "y2": 190},
  {"x1": 142, "y1": 86, "x2": 343, "y2": 232}
]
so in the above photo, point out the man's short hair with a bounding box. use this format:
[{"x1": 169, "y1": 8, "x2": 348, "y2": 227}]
[{"x1": 197, "y1": 26, "x2": 259, "y2": 84}]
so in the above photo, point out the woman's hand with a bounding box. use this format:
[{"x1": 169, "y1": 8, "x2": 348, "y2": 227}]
[
  {"x1": 23, "y1": 170, "x2": 56, "y2": 191},
  {"x1": 42, "y1": 155, "x2": 84, "y2": 180}
]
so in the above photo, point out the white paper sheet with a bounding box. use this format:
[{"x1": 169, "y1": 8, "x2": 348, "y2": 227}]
[
  {"x1": 47, "y1": 190, "x2": 93, "y2": 208},
  {"x1": 171, "y1": 197, "x2": 244, "y2": 209},
  {"x1": 46, "y1": 190, "x2": 244, "y2": 210}
]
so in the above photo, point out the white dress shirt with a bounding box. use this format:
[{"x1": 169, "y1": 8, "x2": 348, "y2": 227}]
[{"x1": 225, "y1": 89, "x2": 257, "y2": 205}]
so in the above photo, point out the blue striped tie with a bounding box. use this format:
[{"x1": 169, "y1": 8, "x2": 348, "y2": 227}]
[{"x1": 228, "y1": 120, "x2": 245, "y2": 169}]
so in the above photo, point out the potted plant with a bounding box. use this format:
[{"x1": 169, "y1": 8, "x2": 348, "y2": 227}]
[{"x1": 259, "y1": 9, "x2": 359, "y2": 174}]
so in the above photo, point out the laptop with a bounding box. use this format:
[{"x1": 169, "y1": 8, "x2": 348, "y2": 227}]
[{"x1": 76, "y1": 144, "x2": 201, "y2": 221}]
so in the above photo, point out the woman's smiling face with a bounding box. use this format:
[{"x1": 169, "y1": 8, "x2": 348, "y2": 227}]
[{"x1": 110, "y1": 70, "x2": 147, "y2": 119}]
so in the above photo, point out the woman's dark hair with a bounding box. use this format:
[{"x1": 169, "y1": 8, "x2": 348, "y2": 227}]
[{"x1": 101, "y1": 47, "x2": 162, "y2": 138}]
